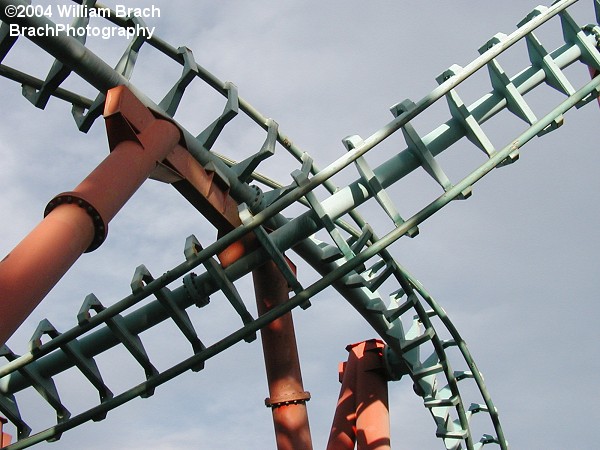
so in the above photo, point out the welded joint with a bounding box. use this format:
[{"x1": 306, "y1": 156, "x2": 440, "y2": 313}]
[
  {"x1": 560, "y1": 9, "x2": 600, "y2": 66},
  {"x1": 132, "y1": 265, "x2": 206, "y2": 366},
  {"x1": 0, "y1": 346, "x2": 71, "y2": 431},
  {"x1": 196, "y1": 82, "x2": 239, "y2": 150},
  {"x1": 77, "y1": 293, "x2": 105, "y2": 326},
  {"x1": 455, "y1": 371, "x2": 475, "y2": 382},
  {"x1": 104, "y1": 85, "x2": 158, "y2": 150},
  {"x1": 159, "y1": 46, "x2": 199, "y2": 116},
  {"x1": 115, "y1": 16, "x2": 148, "y2": 80},
  {"x1": 72, "y1": 92, "x2": 105, "y2": 132},
  {"x1": 349, "y1": 224, "x2": 373, "y2": 255},
  {"x1": 343, "y1": 134, "x2": 420, "y2": 234},
  {"x1": 0, "y1": 398, "x2": 28, "y2": 442},
  {"x1": 436, "y1": 66, "x2": 497, "y2": 159},
  {"x1": 201, "y1": 256, "x2": 256, "y2": 342},
  {"x1": 28, "y1": 319, "x2": 60, "y2": 352},
  {"x1": 28, "y1": 319, "x2": 113, "y2": 409},
  {"x1": 231, "y1": 118, "x2": 278, "y2": 183},
  {"x1": 392, "y1": 99, "x2": 473, "y2": 199},
  {"x1": 130, "y1": 264, "x2": 154, "y2": 294},
  {"x1": 292, "y1": 164, "x2": 356, "y2": 260},
  {"x1": 289, "y1": 151, "x2": 315, "y2": 188},
  {"x1": 477, "y1": 33, "x2": 569, "y2": 140},
  {"x1": 437, "y1": 63, "x2": 521, "y2": 166},
  {"x1": 400, "y1": 327, "x2": 435, "y2": 353},
  {"x1": 0, "y1": 351, "x2": 31, "y2": 440},
  {"x1": 22, "y1": 60, "x2": 72, "y2": 110},
  {"x1": 384, "y1": 289, "x2": 416, "y2": 323},
  {"x1": 364, "y1": 259, "x2": 397, "y2": 293},
  {"x1": 343, "y1": 258, "x2": 395, "y2": 294},
  {"x1": 77, "y1": 295, "x2": 159, "y2": 390},
  {"x1": 478, "y1": 35, "x2": 538, "y2": 127},
  {"x1": 239, "y1": 203, "x2": 309, "y2": 308},
  {"x1": 204, "y1": 161, "x2": 232, "y2": 192},
  {"x1": 517, "y1": 5, "x2": 548, "y2": 27},
  {"x1": 561, "y1": 13, "x2": 600, "y2": 107},
  {"x1": 523, "y1": 31, "x2": 576, "y2": 97},
  {"x1": 184, "y1": 234, "x2": 202, "y2": 261},
  {"x1": 21, "y1": 0, "x2": 93, "y2": 109}
]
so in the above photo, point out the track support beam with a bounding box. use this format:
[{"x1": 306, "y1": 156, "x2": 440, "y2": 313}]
[
  {"x1": 0, "y1": 86, "x2": 181, "y2": 346},
  {"x1": 253, "y1": 260, "x2": 313, "y2": 450},
  {"x1": 0, "y1": 416, "x2": 11, "y2": 448},
  {"x1": 327, "y1": 340, "x2": 390, "y2": 450}
]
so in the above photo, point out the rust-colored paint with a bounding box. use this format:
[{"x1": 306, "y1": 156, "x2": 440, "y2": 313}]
[
  {"x1": 0, "y1": 416, "x2": 11, "y2": 448},
  {"x1": 252, "y1": 260, "x2": 313, "y2": 450},
  {"x1": 148, "y1": 127, "x2": 259, "y2": 268},
  {"x1": 327, "y1": 340, "x2": 390, "y2": 450},
  {"x1": 216, "y1": 228, "x2": 261, "y2": 268},
  {"x1": 0, "y1": 86, "x2": 181, "y2": 346},
  {"x1": 156, "y1": 146, "x2": 241, "y2": 233}
]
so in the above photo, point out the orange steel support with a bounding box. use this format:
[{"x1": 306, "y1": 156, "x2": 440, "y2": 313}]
[
  {"x1": 0, "y1": 86, "x2": 181, "y2": 346},
  {"x1": 150, "y1": 145, "x2": 256, "y2": 269},
  {"x1": 327, "y1": 340, "x2": 390, "y2": 450},
  {"x1": 0, "y1": 417, "x2": 11, "y2": 448},
  {"x1": 252, "y1": 260, "x2": 313, "y2": 450}
]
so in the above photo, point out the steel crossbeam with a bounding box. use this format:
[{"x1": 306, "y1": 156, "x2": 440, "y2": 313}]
[{"x1": 0, "y1": 0, "x2": 598, "y2": 449}]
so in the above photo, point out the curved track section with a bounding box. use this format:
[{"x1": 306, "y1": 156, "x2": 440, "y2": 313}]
[{"x1": 0, "y1": 0, "x2": 599, "y2": 448}]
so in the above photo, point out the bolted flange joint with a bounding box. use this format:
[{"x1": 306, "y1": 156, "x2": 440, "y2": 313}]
[
  {"x1": 264, "y1": 391, "x2": 311, "y2": 409},
  {"x1": 44, "y1": 191, "x2": 107, "y2": 253}
]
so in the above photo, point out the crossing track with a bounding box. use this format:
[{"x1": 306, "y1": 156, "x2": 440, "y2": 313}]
[{"x1": 0, "y1": 1, "x2": 599, "y2": 448}]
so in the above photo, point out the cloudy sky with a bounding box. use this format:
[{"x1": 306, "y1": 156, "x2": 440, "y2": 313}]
[{"x1": 1, "y1": 0, "x2": 599, "y2": 449}]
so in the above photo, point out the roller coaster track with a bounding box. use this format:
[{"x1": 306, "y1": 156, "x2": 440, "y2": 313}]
[{"x1": 0, "y1": 0, "x2": 599, "y2": 448}]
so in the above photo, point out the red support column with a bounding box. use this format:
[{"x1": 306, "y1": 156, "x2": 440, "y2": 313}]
[
  {"x1": 327, "y1": 340, "x2": 391, "y2": 450},
  {"x1": 0, "y1": 417, "x2": 11, "y2": 448},
  {"x1": 0, "y1": 86, "x2": 181, "y2": 346},
  {"x1": 252, "y1": 260, "x2": 313, "y2": 450},
  {"x1": 590, "y1": 67, "x2": 600, "y2": 107}
]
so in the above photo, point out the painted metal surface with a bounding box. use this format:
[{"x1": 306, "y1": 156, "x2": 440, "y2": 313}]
[
  {"x1": 0, "y1": 85, "x2": 181, "y2": 347},
  {"x1": 0, "y1": 0, "x2": 598, "y2": 449},
  {"x1": 327, "y1": 340, "x2": 390, "y2": 450},
  {"x1": 0, "y1": 416, "x2": 11, "y2": 448},
  {"x1": 253, "y1": 261, "x2": 313, "y2": 450}
]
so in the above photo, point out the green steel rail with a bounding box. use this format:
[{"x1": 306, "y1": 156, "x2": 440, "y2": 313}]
[{"x1": 0, "y1": 0, "x2": 599, "y2": 449}]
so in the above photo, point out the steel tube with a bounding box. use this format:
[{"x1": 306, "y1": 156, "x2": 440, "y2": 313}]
[
  {"x1": 0, "y1": 202, "x2": 95, "y2": 346},
  {"x1": 0, "y1": 416, "x2": 11, "y2": 448},
  {"x1": 327, "y1": 340, "x2": 390, "y2": 450},
  {"x1": 252, "y1": 261, "x2": 313, "y2": 450},
  {"x1": 0, "y1": 87, "x2": 181, "y2": 346},
  {"x1": 0, "y1": 0, "x2": 593, "y2": 402},
  {"x1": 2, "y1": 73, "x2": 598, "y2": 395},
  {"x1": 0, "y1": 0, "x2": 260, "y2": 210}
]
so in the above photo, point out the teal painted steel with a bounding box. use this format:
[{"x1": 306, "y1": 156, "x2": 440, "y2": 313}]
[{"x1": 0, "y1": 0, "x2": 598, "y2": 449}]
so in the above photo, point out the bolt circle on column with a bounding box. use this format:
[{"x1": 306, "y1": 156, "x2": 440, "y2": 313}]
[{"x1": 44, "y1": 191, "x2": 108, "y2": 252}]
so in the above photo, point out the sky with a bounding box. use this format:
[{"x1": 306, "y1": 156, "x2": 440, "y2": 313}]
[{"x1": 1, "y1": 1, "x2": 599, "y2": 449}]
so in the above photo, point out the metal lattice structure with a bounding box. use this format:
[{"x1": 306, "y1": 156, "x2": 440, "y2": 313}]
[{"x1": 0, "y1": 0, "x2": 599, "y2": 448}]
